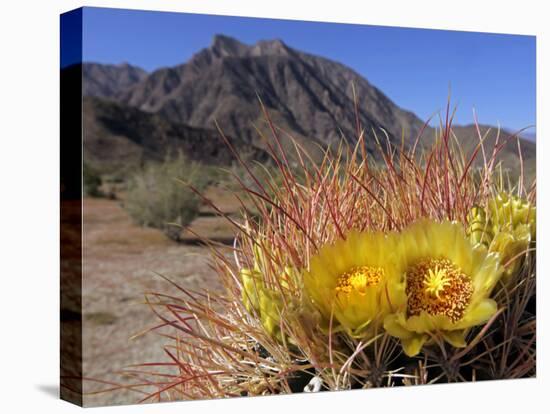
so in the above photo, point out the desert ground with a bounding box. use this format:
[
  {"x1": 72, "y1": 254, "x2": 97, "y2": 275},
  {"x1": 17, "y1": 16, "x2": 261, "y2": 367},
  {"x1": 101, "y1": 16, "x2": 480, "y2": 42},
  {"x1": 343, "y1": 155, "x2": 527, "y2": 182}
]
[{"x1": 81, "y1": 189, "x2": 239, "y2": 406}]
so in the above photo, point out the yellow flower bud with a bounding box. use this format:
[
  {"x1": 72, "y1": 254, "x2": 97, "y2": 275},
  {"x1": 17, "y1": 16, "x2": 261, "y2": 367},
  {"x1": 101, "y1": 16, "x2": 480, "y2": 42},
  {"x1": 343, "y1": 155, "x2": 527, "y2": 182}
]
[
  {"x1": 241, "y1": 268, "x2": 262, "y2": 313},
  {"x1": 467, "y1": 193, "x2": 535, "y2": 280},
  {"x1": 240, "y1": 265, "x2": 299, "y2": 343}
]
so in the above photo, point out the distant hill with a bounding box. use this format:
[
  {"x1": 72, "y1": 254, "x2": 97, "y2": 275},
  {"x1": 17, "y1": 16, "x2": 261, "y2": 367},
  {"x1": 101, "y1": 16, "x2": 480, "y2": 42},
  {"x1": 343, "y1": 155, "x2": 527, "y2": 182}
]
[
  {"x1": 450, "y1": 124, "x2": 536, "y2": 184},
  {"x1": 77, "y1": 34, "x2": 535, "y2": 183}
]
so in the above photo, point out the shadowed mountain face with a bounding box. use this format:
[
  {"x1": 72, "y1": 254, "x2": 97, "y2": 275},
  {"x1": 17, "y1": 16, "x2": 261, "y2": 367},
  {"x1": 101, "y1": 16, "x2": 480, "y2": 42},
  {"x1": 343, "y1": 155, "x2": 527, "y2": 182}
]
[
  {"x1": 79, "y1": 34, "x2": 534, "y2": 180},
  {"x1": 83, "y1": 96, "x2": 268, "y2": 174}
]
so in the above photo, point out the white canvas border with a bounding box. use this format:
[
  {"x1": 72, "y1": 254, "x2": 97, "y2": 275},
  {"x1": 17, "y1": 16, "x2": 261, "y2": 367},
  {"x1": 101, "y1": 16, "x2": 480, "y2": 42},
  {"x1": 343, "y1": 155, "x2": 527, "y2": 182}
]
[{"x1": 0, "y1": 0, "x2": 546, "y2": 412}]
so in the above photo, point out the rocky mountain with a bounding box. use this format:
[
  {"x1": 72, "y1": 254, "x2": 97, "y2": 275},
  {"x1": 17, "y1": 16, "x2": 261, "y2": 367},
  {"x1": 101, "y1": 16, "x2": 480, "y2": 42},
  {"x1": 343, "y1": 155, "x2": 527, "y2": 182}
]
[
  {"x1": 83, "y1": 62, "x2": 147, "y2": 99},
  {"x1": 113, "y1": 34, "x2": 425, "y2": 155}
]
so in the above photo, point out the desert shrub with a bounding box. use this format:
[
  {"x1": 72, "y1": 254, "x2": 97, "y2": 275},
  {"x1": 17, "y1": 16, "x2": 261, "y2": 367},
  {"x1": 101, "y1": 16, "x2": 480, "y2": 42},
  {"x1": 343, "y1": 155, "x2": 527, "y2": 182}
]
[
  {"x1": 83, "y1": 163, "x2": 102, "y2": 197},
  {"x1": 124, "y1": 153, "x2": 210, "y2": 241}
]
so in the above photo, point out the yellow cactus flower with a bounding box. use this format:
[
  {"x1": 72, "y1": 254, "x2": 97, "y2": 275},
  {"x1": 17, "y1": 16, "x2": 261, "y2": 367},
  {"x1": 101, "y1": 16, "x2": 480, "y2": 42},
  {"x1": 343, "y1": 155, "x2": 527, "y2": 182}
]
[
  {"x1": 467, "y1": 193, "x2": 535, "y2": 279},
  {"x1": 303, "y1": 230, "x2": 405, "y2": 338},
  {"x1": 384, "y1": 220, "x2": 503, "y2": 357}
]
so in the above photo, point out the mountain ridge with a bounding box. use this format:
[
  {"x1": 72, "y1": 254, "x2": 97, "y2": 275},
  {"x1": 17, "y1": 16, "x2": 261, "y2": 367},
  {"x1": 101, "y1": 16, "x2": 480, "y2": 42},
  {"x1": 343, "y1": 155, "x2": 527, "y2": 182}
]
[{"x1": 107, "y1": 35, "x2": 426, "y2": 153}]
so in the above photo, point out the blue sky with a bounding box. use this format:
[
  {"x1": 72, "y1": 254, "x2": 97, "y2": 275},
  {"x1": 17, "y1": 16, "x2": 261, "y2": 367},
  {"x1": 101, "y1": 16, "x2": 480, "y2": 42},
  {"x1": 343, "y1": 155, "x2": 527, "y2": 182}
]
[{"x1": 72, "y1": 7, "x2": 535, "y2": 132}]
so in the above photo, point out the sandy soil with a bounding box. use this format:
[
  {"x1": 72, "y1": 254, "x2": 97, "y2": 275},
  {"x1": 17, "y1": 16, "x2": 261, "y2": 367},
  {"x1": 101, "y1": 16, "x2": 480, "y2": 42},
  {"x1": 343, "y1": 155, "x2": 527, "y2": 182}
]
[{"x1": 81, "y1": 196, "x2": 234, "y2": 406}]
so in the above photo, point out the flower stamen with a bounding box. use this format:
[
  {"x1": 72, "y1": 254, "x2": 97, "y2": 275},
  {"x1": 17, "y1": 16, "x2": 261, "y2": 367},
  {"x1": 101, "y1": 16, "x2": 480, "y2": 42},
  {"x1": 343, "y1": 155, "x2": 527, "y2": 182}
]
[
  {"x1": 423, "y1": 265, "x2": 451, "y2": 299},
  {"x1": 336, "y1": 266, "x2": 384, "y2": 295},
  {"x1": 406, "y1": 258, "x2": 473, "y2": 322}
]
